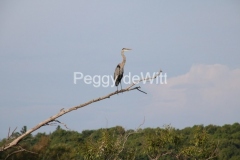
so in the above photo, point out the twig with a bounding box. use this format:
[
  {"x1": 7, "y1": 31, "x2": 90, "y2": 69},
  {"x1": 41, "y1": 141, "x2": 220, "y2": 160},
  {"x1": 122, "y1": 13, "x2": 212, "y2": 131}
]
[
  {"x1": 5, "y1": 145, "x2": 37, "y2": 160},
  {"x1": 54, "y1": 120, "x2": 69, "y2": 130},
  {"x1": 7, "y1": 127, "x2": 17, "y2": 140},
  {"x1": 137, "y1": 116, "x2": 145, "y2": 129},
  {"x1": 115, "y1": 117, "x2": 145, "y2": 158},
  {"x1": 137, "y1": 87, "x2": 147, "y2": 94},
  {"x1": 206, "y1": 140, "x2": 219, "y2": 160},
  {"x1": 7, "y1": 128, "x2": 10, "y2": 140},
  {"x1": 126, "y1": 69, "x2": 162, "y2": 90}
]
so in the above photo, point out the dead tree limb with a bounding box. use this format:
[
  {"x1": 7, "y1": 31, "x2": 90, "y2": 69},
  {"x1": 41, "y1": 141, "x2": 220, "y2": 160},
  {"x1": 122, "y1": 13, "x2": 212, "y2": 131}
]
[
  {"x1": 116, "y1": 117, "x2": 145, "y2": 157},
  {"x1": 7, "y1": 127, "x2": 17, "y2": 140},
  {"x1": 0, "y1": 69, "x2": 162, "y2": 152},
  {"x1": 4, "y1": 145, "x2": 37, "y2": 160}
]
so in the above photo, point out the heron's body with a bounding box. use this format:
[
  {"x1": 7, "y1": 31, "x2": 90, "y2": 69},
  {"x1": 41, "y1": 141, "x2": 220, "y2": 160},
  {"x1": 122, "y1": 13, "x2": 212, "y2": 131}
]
[
  {"x1": 114, "y1": 64, "x2": 124, "y2": 86},
  {"x1": 114, "y1": 48, "x2": 131, "y2": 91}
]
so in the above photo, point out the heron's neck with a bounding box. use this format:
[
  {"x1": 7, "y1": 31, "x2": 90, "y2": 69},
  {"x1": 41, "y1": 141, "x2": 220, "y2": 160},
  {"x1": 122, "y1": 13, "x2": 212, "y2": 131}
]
[{"x1": 121, "y1": 51, "x2": 126, "y2": 67}]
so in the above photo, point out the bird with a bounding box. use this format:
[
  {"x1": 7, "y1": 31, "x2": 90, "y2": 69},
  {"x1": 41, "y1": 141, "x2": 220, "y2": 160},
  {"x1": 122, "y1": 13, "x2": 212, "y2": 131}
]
[{"x1": 114, "y1": 48, "x2": 132, "y2": 92}]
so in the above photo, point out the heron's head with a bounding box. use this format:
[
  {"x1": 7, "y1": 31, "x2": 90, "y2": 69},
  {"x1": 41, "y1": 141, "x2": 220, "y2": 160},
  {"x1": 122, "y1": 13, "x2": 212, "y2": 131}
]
[{"x1": 122, "y1": 48, "x2": 132, "y2": 52}]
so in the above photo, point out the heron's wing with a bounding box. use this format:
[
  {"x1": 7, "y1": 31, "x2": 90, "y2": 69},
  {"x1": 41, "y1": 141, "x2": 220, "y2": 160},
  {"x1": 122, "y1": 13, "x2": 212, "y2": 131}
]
[
  {"x1": 114, "y1": 64, "x2": 125, "y2": 86},
  {"x1": 114, "y1": 64, "x2": 121, "y2": 81}
]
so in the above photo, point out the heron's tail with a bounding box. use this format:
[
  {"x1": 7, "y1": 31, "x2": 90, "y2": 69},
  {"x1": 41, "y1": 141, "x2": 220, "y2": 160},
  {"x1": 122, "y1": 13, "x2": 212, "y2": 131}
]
[{"x1": 115, "y1": 80, "x2": 120, "y2": 86}]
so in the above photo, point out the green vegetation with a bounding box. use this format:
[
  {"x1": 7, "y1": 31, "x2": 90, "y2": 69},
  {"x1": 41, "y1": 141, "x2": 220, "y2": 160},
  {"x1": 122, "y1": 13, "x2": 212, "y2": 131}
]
[{"x1": 0, "y1": 123, "x2": 240, "y2": 160}]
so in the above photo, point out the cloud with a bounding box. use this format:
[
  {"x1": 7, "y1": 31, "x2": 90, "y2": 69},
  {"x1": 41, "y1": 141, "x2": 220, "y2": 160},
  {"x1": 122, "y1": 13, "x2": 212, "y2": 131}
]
[{"x1": 145, "y1": 64, "x2": 240, "y2": 128}]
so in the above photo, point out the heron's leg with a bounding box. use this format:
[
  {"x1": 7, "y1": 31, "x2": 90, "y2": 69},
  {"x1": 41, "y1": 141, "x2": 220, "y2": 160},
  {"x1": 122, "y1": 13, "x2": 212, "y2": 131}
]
[{"x1": 120, "y1": 82, "x2": 122, "y2": 93}]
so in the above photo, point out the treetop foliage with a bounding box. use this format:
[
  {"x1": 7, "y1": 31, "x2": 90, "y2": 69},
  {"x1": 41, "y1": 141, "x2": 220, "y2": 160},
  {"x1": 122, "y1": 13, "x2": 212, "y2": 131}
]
[{"x1": 0, "y1": 123, "x2": 240, "y2": 160}]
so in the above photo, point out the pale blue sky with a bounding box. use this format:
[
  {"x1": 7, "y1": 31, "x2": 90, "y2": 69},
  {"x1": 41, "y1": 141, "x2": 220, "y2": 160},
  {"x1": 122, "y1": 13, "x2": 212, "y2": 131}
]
[{"x1": 0, "y1": 1, "x2": 240, "y2": 138}]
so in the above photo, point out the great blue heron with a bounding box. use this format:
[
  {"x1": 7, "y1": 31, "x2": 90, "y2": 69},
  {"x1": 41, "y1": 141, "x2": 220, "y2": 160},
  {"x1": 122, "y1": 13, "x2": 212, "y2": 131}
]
[{"x1": 114, "y1": 48, "x2": 132, "y2": 91}]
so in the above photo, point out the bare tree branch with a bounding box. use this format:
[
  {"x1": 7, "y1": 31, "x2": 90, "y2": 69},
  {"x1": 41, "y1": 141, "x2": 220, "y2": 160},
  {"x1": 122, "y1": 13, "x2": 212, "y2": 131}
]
[
  {"x1": 206, "y1": 140, "x2": 219, "y2": 160},
  {"x1": 5, "y1": 145, "x2": 37, "y2": 160},
  {"x1": 108, "y1": 117, "x2": 145, "y2": 160},
  {"x1": 7, "y1": 127, "x2": 17, "y2": 140},
  {"x1": 137, "y1": 88, "x2": 147, "y2": 94},
  {"x1": 7, "y1": 128, "x2": 10, "y2": 140},
  {"x1": 42, "y1": 120, "x2": 69, "y2": 130},
  {"x1": 126, "y1": 69, "x2": 162, "y2": 90},
  {"x1": 54, "y1": 120, "x2": 69, "y2": 130},
  {"x1": 0, "y1": 69, "x2": 161, "y2": 152},
  {"x1": 117, "y1": 117, "x2": 145, "y2": 156}
]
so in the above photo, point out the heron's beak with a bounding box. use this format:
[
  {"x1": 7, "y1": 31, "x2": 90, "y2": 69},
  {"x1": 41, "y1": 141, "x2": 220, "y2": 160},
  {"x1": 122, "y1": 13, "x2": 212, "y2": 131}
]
[{"x1": 125, "y1": 48, "x2": 132, "y2": 51}]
